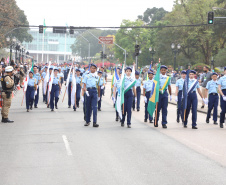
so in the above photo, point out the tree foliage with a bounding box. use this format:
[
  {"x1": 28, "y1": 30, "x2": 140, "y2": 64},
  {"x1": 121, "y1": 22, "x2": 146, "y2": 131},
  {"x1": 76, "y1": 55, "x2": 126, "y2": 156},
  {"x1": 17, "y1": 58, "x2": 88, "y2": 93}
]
[{"x1": 0, "y1": 0, "x2": 32, "y2": 48}]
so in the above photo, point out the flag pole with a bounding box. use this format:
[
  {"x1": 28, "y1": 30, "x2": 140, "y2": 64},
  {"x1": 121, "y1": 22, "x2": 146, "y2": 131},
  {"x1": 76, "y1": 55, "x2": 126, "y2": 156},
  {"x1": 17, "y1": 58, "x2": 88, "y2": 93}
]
[
  {"x1": 21, "y1": 92, "x2": 25, "y2": 106},
  {"x1": 154, "y1": 103, "x2": 158, "y2": 127}
]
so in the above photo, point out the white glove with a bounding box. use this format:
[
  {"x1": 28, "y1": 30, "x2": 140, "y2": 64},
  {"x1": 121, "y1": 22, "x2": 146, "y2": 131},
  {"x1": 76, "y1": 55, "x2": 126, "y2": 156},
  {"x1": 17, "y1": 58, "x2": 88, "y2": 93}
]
[
  {"x1": 98, "y1": 97, "x2": 100, "y2": 101},
  {"x1": 170, "y1": 95, "x2": 172, "y2": 101},
  {"x1": 223, "y1": 96, "x2": 226, "y2": 101},
  {"x1": 60, "y1": 89, "x2": 63, "y2": 94},
  {"x1": 175, "y1": 96, "x2": 178, "y2": 102},
  {"x1": 35, "y1": 91, "x2": 37, "y2": 96},
  {"x1": 81, "y1": 96, "x2": 84, "y2": 102},
  {"x1": 202, "y1": 98, "x2": 205, "y2": 103},
  {"x1": 144, "y1": 96, "x2": 147, "y2": 103},
  {"x1": 86, "y1": 91, "x2": 90, "y2": 97},
  {"x1": 101, "y1": 86, "x2": 105, "y2": 89},
  {"x1": 205, "y1": 98, "x2": 209, "y2": 105},
  {"x1": 135, "y1": 97, "x2": 137, "y2": 103}
]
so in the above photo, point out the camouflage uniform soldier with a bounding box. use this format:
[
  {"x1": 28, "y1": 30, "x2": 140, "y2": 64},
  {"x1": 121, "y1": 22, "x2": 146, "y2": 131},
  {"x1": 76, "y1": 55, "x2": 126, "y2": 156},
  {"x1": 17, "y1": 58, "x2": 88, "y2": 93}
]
[
  {"x1": 1, "y1": 66, "x2": 14, "y2": 123},
  {"x1": 19, "y1": 65, "x2": 25, "y2": 87}
]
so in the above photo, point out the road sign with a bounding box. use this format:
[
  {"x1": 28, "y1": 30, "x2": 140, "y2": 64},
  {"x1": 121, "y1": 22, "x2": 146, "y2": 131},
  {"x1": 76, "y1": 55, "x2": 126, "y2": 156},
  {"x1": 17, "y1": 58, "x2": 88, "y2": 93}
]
[{"x1": 98, "y1": 37, "x2": 113, "y2": 45}]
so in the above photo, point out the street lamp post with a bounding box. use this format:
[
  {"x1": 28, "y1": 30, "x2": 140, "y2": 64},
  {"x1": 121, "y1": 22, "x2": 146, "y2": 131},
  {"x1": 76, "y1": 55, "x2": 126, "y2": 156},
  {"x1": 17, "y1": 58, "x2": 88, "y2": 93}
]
[
  {"x1": 6, "y1": 37, "x2": 16, "y2": 63},
  {"x1": 149, "y1": 47, "x2": 156, "y2": 63},
  {"x1": 171, "y1": 43, "x2": 181, "y2": 70}
]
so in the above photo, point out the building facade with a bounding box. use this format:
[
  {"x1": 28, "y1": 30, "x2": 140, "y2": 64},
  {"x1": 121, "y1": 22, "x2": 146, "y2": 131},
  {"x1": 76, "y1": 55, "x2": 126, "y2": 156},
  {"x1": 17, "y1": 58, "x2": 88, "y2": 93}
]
[{"x1": 22, "y1": 30, "x2": 76, "y2": 63}]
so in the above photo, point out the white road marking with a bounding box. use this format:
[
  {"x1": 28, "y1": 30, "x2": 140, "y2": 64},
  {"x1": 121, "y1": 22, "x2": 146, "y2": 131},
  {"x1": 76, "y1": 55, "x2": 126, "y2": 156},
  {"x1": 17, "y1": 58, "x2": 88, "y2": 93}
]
[{"x1": 62, "y1": 135, "x2": 73, "y2": 156}]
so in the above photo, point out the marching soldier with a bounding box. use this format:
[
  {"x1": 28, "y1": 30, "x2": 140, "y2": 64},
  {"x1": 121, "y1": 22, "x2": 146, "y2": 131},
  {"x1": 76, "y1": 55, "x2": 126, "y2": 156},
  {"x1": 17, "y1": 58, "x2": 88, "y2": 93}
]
[
  {"x1": 217, "y1": 67, "x2": 226, "y2": 128},
  {"x1": 155, "y1": 65, "x2": 172, "y2": 129},
  {"x1": 83, "y1": 64, "x2": 99, "y2": 127},
  {"x1": 133, "y1": 71, "x2": 142, "y2": 111},
  {"x1": 26, "y1": 71, "x2": 37, "y2": 112},
  {"x1": 97, "y1": 71, "x2": 106, "y2": 111},
  {"x1": 50, "y1": 69, "x2": 61, "y2": 111},
  {"x1": 41, "y1": 66, "x2": 48, "y2": 103},
  {"x1": 205, "y1": 72, "x2": 219, "y2": 125},
  {"x1": 121, "y1": 67, "x2": 137, "y2": 128},
  {"x1": 175, "y1": 70, "x2": 187, "y2": 123},
  {"x1": 184, "y1": 70, "x2": 205, "y2": 129},
  {"x1": 33, "y1": 66, "x2": 41, "y2": 108},
  {"x1": 143, "y1": 71, "x2": 154, "y2": 123},
  {"x1": 68, "y1": 70, "x2": 73, "y2": 108},
  {"x1": 1, "y1": 66, "x2": 14, "y2": 123},
  {"x1": 75, "y1": 69, "x2": 82, "y2": 110}
]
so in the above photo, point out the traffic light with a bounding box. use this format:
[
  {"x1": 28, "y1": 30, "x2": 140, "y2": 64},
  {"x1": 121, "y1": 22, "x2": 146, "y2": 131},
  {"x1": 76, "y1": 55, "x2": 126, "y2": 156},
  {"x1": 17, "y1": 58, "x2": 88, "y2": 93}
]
[
  {"x1": 39, "y1": 25, "x2": 43, "y2": 33},
  {"x1": 69, "y1": 26, "x2": 74, "y2": 34},
  {"x1": 208, "y1": 11, "x2": 214, "y2": 24},
  {"x1": 135, "y1": 45, "x2": 140, "y2": 56},
  {"x1": 100, "y1": 51, "x2": 103, "y2": 59},
  {"x1": 103, "y1": 54, "x2": 107, "y2": 59}
]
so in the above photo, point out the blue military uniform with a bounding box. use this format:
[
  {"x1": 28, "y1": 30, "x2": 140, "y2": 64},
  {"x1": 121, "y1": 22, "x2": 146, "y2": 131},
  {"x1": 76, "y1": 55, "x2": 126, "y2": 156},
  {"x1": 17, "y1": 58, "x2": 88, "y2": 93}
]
[
  {"x1": 155, "y1": 66, "x2": 171, "y2": 128},
  {"x1": 75, "y1": 70, "x2": 82, "y2": 110},
  {"x1": 41, "y1": 69, "x2": 47, "y2": 102},
  {"x1": 121, "y1": 67, "x2": 136, "y2": 127},
  {"x1": 206, "y1": 75, "x2": 219, "y2": 124},
  {"x1": 26, "y1": 73, "x2": 36, "y2": 111},
  {"x1": 82, "y1": 69, "x2": 90, "y2": 120},
  {"x1": 184, "y1": 71, "x2": 200, "y2": 128},
  {"x1": 98, "y1": 71, "x2": 106, "y2": 111},
  {"x1": 84, "y1": 64, "x2": 99, "y2": 126},
  {"x1": 33, "y1": 72, "x2": 41, "y2": 107},
  {"x1": 143, "y1": 75, "x2": 154, "y2": 122},
  {"x1": 217, "y1": 71, "x2": 226, "y2": 128},
  {"x1": 50, "y1": 73, "x2": 60, "y2": 111},
  {"x1": 175, "y1": 70, "x2": 186, "y2": 122},
  {"x1": 57, "y1": 69, "x2": 64, "y2": 85},
  {"x1": 68, "y1": 73, "x2": 73, "y2": 108},
  {"x1": 133, "y1": 71, "x2": 142, "y2": 111}
]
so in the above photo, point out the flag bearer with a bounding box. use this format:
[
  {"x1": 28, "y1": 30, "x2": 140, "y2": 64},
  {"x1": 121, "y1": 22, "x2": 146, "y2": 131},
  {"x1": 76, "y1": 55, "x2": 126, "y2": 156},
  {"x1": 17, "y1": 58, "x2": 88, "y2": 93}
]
[
  {"x1": 26, "y1": 71, "x2": 37, "y2": 112},
  {"x1": 41, "y1": 66, "x2": 47, "y2": 103},
  {"x1": 74, "y1": 69, "x2": 82, "y2": 111},
  {"x1": 68, "y1": 70, "x2": 73, "y2": 108},
  {"x1": 217, "y1": 67, "x2": 226, "y2": 128},
  {"x1": 97, "y1": 71, "x2": 106, "y2": 111},
  {"x1": 83, "y1": 64, "x2": 99, "y2": 127},
  {"x1": 184, "y1": 70, "x2": 205, "y2": 129},
  {"x1": 175, "y1": 70, "x2": 187, "y2": 123},
  {"x1": 133, "y1": 71, "x2": 142, "y2": 111},
  {"x1": 47, "y1": 67, "x2": 53, "y2": 108},
  {"x1": 155, "y1": 65, "x2": 172, "y2": 129},
  {"x1": 113, "y1": 70, "x2": 122, "y2": 122},
  {"x1": 33, "y1": 66, "x2": 41, "y2": 108},
  {"x1": 205, "y1": 72, "x2": 219, "y2": 125},
  {"x1": 50, "y1": 69, "x2": 61, "y2": 111},
  {"x1": 143, "y1": 71, "x2": 154, "y2": 123},
  {"x1": 121, "y1": 67, "x2": 136, "y2": 128}
]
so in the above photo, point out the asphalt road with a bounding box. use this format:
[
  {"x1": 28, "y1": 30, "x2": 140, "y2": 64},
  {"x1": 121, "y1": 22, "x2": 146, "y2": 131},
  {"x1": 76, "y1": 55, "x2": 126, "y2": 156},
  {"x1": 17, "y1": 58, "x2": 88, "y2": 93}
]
[{"x1": 0, "y1": 83, "x2": 226, "y2": 185}]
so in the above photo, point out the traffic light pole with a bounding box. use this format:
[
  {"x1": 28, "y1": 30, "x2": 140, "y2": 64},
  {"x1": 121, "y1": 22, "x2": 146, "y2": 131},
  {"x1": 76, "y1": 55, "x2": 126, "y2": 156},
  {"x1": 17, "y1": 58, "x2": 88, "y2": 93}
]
[{"x1": 78, "y1": 34, "x2": 91, "y2": 64}]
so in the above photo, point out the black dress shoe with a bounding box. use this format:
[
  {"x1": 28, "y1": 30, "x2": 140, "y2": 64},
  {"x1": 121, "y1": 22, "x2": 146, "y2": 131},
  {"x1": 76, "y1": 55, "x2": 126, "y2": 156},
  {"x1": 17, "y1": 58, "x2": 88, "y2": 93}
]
[
  {"x1": 137, "y1": 109, "x2": 140, "y2": 112},
  {"x1": 162, "y1": 124, "x2": 167, "y2": 129},
  {"x1": 77, "y1": 105, "x2": 79, "y2": 108},
  {"x1": 176, "y1": 119, "x2": 179, "y2": 123},
  {"x1": 149, "y1": 120, "x2": 153, "y2": 123},
  {"x1": 206, "y1": 119, "x2": 209, "y2": 123},
  {"x1": 184, "y1": 125, "x2": 187, "y2": 128},
  {"x1": 74, "y1": 109, "x2": 76, "y2": 111},
  {"x1": 34, "y1": 106, "x2": 38, "y2": 108},
  {"x1": 68, "y1": 106, "x2": 71, "y2": 108},
  {"x1": 192, "y1": 126, "x2": 198, "y2": 129},
  {"x1": 121, "y1": 122, "x2": 124, "y2": 127},
  {"x1": 98, "y1": 109, "x2": 101, "y2": 111},
  {"x1": 51, "y1": 109, "x2": 54, "y2": 111},
  {"x1": 127, "y1": 125, "x2": 131, "y2": 128},
  {"x1": 144, "y1": 119, "x2": 147, "y2": 122},
  {"x1": 201, "y1": 105, "x2": 204, "y2": 109},
  {"x1": 214, "y1": 121, "x2": 218, "y2": 125},
  {"x1": 84, "y1": 122, "x2": 90, "y2": 126},
  {"x1": 30, "y1": 106, "x2": 32, "y2": 110},
  {"x1": 27, "y1": 109, "x2": 29, "y2": 112},
  {"x1": 5, "y1": 119, "x2": 14, "y2": 123},
  {"x1": 47, "y1": 105, "x2": 49, "y2": 108},
  {"x1": 1, "y1": 118, "x2": 7, "y2": 123},
  {"x1": 220, "y1": 123, "x2": 224, "y2": 128},
  {"x1": 115, "y1": 118, "x2": 119, "y2": 121},
  {"x1": 55, "y1": 106, "x2": 58, "y2": 109},
  {"x1": 93, "y1": 123, "x2": 99, "y2": 127}
]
